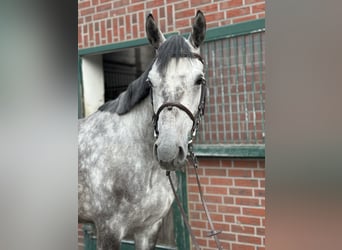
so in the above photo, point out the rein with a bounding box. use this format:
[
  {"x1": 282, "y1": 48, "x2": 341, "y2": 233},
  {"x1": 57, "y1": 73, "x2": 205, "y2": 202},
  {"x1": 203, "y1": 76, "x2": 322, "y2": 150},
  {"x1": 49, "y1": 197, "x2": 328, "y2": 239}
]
[{"x1": 149, "y1": 53, "x2": 223, "y2": 249}]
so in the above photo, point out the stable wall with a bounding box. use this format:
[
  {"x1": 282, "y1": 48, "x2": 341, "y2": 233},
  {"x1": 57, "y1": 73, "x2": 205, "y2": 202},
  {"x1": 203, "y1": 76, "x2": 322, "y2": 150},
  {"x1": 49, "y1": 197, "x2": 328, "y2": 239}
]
[{"x1": 188, "y1": 158, "x2": 265, "y2": 250}]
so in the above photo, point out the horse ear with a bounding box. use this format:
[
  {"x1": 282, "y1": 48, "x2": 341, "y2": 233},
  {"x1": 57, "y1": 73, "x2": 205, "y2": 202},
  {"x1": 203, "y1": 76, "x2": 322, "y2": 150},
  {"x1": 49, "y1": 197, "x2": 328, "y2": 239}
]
[
  {"x1": 146, "y1": 13, "x2": 166, "y2": 49},
  {"x1": 189, "y1": 10, "x2": 206, "y2": 48}
]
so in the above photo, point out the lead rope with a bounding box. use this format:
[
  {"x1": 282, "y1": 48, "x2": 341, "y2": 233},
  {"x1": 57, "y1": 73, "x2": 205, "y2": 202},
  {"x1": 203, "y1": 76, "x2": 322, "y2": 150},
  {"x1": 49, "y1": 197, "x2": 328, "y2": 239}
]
[
  {"x1": 167, "y1": 143, "x2": 224, "y2": 250},
  {"x1": 188, "y1": 144, "x2": 223, "y2": 250},
  {"x1": 166, "y1": 171, "x2": 201, "y2": 250}
]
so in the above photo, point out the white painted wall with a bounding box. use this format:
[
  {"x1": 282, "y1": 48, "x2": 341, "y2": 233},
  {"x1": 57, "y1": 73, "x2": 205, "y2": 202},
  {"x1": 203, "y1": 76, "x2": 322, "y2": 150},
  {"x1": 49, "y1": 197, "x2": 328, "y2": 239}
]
[{"x1": 81, "y1": 55, "x2": 104, "y2": 117}]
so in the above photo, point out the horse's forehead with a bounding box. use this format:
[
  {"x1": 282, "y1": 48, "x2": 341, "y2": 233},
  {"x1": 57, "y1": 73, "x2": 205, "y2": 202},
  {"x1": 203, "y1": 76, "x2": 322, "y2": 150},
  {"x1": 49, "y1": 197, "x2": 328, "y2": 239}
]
[{"x1": 150, "y1": 58, "x2": 203, "y2": 81}]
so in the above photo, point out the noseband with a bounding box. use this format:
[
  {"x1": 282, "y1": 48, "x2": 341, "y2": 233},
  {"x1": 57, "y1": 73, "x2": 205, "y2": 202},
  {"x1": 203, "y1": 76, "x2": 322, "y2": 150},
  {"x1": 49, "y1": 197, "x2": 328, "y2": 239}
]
[{"x1": 148, "y1": 53, "x2": 207, "y2": 142}]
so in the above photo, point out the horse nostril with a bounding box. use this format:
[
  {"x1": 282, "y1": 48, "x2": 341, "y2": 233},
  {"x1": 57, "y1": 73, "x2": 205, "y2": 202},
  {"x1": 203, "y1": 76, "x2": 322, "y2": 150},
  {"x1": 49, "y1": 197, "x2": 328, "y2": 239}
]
[
  {"x1": 153, "y1": 144, "x2": 158, "y2": 158},
  {"x1": 178, "y1": 146, "x2": 185, "y2": 161}
]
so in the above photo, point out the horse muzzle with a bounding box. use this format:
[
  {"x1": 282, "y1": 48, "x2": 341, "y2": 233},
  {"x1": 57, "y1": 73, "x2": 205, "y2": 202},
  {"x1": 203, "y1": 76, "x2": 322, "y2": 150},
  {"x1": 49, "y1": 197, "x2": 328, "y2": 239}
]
[{"x1": 153, "y1": 136, "x2": 187, "y2": 170}]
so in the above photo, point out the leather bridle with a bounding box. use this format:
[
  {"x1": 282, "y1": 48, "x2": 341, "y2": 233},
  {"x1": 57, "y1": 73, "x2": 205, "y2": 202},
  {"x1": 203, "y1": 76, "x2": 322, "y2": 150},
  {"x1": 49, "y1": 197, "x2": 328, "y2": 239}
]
[{"x1": 147, "y1": 53, "x2": 207, "y2": 142}]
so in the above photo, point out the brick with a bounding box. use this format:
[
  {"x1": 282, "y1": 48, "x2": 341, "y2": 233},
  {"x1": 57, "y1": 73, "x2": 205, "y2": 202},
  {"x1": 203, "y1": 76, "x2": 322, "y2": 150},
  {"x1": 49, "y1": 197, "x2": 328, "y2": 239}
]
[
  {"x1": 230, "y1": 187, "x2": 253, "y2": 196},
  {"x1": 210, "y1": 177, "x2": 233, "y2": 186},
  {"x1": 232, "y1": 15, "x2": 257, "y2": 23},
  {"x1": 198, "y1": 158, "x2": 220, "y2": 167},
  {"x1": 106, "y1": 30, "x2": 112, "y2": 43},
  {"x1": 78, "y1": 1, "x2": 91, "y2": 9},
  {"x1": 80, "y1": 7, "x2": 95, "y2": 16},
  {"x1": 200, "y1": 3, "x2": 219, "y2": 13},
  {"x1": 190, "y1": 211, "x2": 200, "y2": 220},
  {"x1": 245, "y1": 0, "x2": 264, "y2": 3},
  {"x1": 224, "y1": 215, "x2": 235, "y2": 223},
  {"x1": 101, "y1": 21, "x2": 106, "y2": 38},
  {"x1": 229, "y1": 169, "x2": 252, "y2": 177},
  {"x1": 188, "y1": 193, "x2": 199, "y2": 201},
  {"x1": 175, "y1": 9, "x2": 195, "y2": 20},
  {"x1": 221, "y1": 159, "x2": 232, "y2": 167},
  {"x1": 238, "y1": 235, "x2": 262, "y2": 245},
  {"x1": 237, "y1": 216, "x2": 260, "y2": 226},
  {"x1": 207, "y1": 212, "x2": 223, "y2": 221},
  {"x1": 254, "y1": 188, "x2": 265, "y2": 197},
  {"x1": 253, "y1": 169, "x2": 265, "y2": 178},
  {"x1": 190, "y1": 0, "x2": 212, "y2": 7},
  {"x1": 96, "y1": 3, "x2": 112, "y2": 12},
  {"x1": 256, "y1": 227, "x2": 265, "y2": 236},
  {"x1": 232, "y1": 243, "x2": 255, "y2": 250},
  {"x1": 243, "y1": 207, "x2": 265, "y2": 217},
  {"x1": 220, "y1": 232, "x2": 236, "y2": 241},
  {"x1": 233, "y1": 160, "x2": 257, "y2": 168},
  {"x1": 127, "y1": 3, "x2": 144, "y2": 12},
  {"x1": 195, "y1": 203, "x2": 217, "y2": 212},
  {"x1": 224, "y1": 196, "x2": 234, "y2": 204},
  {"x1": 252, "y1": 3, "x2": 265, "y2": 13},
  {"x1": 218, "y1": 205, "x2": 241, "y2": 214},
  {"x1": 94, "y1": 12, "x2": 108, "y2": 20},
  {"x1": 188, "y1": 184, "x2": 200, "y2": 193},
  {"x1": 191, "y1": 220, "x2": 207, "y2": 228},
  {"x1": 111, "y1": 7, "x2": 126, "y2": 16},
  {"x1": 174, "y1": 1, "x2": 189, "y2": 11},
  {"x1": 235, "y1": 197, "x2": 260, "y2": 206},
  {"x1": 167, "y1": 5, "x2": 173, "y2": 26},
  {"x1": 204, "y1": 195, "x2": 223, "y2": 204},
  {"x1": 205, "y1": 12, "x2": 225, "y2": 23},
  {"x1": 147, "y1": 0, "x2": 165, "y2": 8},
  {"x1": 213, "y1": 222, "x2": 230, "y2": 231},
  {"x1": 235, "y1": 179, "x2": 258, "y2": 187},
  {"x1": 188, "y1": 176, "x2": 209, "y2": 185},
  {"x1": 220, "y1": 0, "x2": 243, "y2": 10},
  {"x1": 206, "y1": 186, "x2": 227, "y2": 195},
  {"x1": 205, "y1": 168, "x2": 226, "y2": 176},
  {"x1": 159, "y1": 6, "x2": 165, "y2": 18},
  {"x1": 227, "y1": 7, "x2": 251, "y2": 18},
  {"x1": 231, "y1": 224, "x2": 255, "y2": 234}
]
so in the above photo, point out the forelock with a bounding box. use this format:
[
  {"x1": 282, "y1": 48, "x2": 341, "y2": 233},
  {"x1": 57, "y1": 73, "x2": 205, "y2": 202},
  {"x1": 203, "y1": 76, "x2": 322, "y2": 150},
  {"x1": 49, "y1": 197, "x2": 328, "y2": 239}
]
[{"x1": 155, "y1": 35, "x2": 195, "y2": 73}]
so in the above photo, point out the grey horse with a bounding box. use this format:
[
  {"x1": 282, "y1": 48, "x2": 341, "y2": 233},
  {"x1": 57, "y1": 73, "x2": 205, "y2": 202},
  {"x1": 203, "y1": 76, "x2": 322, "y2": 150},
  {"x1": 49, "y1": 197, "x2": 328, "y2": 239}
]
[{"x1": 79, "y1": 11, "x2": 207, "y2": 250}]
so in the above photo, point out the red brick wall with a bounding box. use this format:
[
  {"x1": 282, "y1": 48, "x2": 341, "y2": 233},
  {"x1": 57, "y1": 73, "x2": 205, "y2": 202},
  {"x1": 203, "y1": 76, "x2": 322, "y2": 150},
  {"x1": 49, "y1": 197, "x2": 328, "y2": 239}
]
[
  {"x1": 188, "y1": 158, "x2": 265, "y2": 250},
  {"x1": 78, "y1": 0, "x2": 265, "y2": 49}
]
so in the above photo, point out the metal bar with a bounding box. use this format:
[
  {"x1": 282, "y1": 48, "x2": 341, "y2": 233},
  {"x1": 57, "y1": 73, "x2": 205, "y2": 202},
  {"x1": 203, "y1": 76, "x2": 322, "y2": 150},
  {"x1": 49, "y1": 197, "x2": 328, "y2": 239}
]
[
  {"x1": 207, "y1": 42, "x2": 213, "y2": 143},
  {"x1": 257, "y1": 32, "x2": 265, "y2": 143},
  {"x1": 193, "y1": 144, "x2": 265, "y2": 158},
  {"x1": 200, "y1": 44, "x2": 208, "y2": 142},
  {"x1": 250, "y1": 34, "x2": 258, "y2": 143},
  {"x1": 226, "y1": 38, "x2": 234, "y2": 144},
  {"x1": 234, "y1": 37, "x2": 242, "y2": 143},
  {"x1": 242, "y1": 35, "x2": 250, "y2": 143},
  {"x1": 212, "y1": 43, "x2": 219, "y2": 143},
  {"x1": 219, "y1": 39, "x2": 227, "y2": 143}
]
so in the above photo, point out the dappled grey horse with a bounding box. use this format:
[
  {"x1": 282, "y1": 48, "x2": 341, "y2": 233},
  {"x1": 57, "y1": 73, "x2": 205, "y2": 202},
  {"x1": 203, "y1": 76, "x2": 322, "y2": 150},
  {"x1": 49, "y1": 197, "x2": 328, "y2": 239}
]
[{"x1": 79, "y1": 11, "x2": 207, "y2": 250}]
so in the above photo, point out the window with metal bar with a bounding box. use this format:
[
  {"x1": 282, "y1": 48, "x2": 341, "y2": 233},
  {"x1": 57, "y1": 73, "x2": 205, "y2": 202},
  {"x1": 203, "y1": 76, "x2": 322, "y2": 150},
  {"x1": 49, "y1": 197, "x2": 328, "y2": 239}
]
[{"x1": 196, "y1": 31, "x2": 265, "y2": 146}]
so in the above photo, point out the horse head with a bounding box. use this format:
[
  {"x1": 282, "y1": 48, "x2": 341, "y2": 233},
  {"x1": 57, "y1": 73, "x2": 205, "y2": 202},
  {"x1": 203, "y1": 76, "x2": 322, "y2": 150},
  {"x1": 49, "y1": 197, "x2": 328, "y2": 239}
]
[{"x1": 146, "y1": 11, "x2": 207, "y2": 170}]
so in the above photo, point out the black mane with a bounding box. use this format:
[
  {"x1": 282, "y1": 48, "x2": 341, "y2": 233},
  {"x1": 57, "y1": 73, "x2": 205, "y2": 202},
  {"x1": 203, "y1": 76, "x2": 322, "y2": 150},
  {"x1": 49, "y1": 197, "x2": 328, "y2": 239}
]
[{"x1": 98, "y1": 35, "x2": 194, "y2": 115}]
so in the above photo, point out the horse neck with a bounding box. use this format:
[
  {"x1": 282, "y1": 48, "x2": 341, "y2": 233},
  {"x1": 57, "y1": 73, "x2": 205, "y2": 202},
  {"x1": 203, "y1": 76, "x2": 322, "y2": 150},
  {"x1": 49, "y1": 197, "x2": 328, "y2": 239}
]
[{"x1": 125, "y1": 96, "x2": 154, "y2": 143}]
